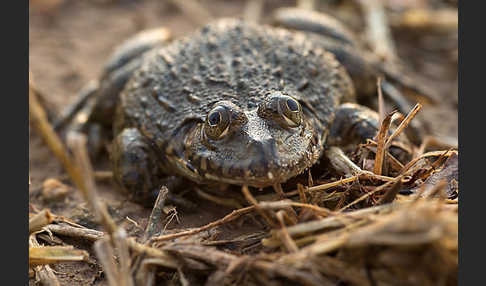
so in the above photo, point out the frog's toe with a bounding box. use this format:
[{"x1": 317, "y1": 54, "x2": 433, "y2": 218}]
[{"x1": 327, "y1": 103, "x2": 381, "y2": 148}]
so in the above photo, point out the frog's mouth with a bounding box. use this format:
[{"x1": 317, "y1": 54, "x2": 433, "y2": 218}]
[
  {"x1": 194, "y1": 144, "x2": 322, "y2": 187},
  {"x1": 169, "y1": 117, "x2": 323, "y2": 188}
]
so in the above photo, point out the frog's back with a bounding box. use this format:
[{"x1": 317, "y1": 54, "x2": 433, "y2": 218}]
[{"x1": 116, "y1": 18, "x2": 354, "y2": 150}]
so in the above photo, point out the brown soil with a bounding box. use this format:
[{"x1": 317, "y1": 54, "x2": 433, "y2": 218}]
[{"x1": 29, "y1": 1, "x2": 458, "y2": 285}]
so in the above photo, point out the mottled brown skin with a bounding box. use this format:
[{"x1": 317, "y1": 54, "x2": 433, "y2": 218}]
[{"x1": 84, "y1": 17, "x2": 403, "y2": 204}]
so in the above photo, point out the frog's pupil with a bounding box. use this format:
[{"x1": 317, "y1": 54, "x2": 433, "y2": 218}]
[
  {"x1": 208, "y1": 112, "x2": 220, "y2": 125},
  {"x1": 286, "y1": 99, "x2": 299, "y2": 112}
]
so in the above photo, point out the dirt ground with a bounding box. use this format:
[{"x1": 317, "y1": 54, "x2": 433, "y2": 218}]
[{"x1": 29, "y1": 0, "x2": 458, "y2": 285}]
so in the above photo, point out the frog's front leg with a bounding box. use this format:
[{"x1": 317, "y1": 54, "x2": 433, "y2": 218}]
[
  {"x1": 325, "y1": 103, "x2": 412, "y2": 175},
  {"x1": 112, "y1": 128, "x2": 166, "y2": 206},
  {"x1": 327, "y1": 103, "x2": 381, "y2": 148},
  {"x1": 112, "y1": 128, "x2": 196, "y2": 209}
]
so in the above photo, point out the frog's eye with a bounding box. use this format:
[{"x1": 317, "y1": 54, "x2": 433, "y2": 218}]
[
  {"x1": 280, "y1": 97, "x2": 302, "y2": 127},
  {"x1": 204, "y1": 105, "x2": 231, "y2": 140},
  {"x1": 258, "y1": 93, "x2": 303, "y2": 128},
  {"x1": 208, "y1": 110, "x2": 221, "y2": 126}
]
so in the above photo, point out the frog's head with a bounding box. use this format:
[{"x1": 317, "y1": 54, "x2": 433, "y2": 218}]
[{"x1": 173, "y1": 91, "x2": 323, "y2": 187}]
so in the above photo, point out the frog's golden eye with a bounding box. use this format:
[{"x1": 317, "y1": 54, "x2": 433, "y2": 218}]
[
  {"x1": 258, "y1": 92, "x2": 303, "y2": 128},
  {"x1": 279, "y1": 97, "x2": 302, "y2": 127},
  {"x1": 204, "y1": 105, "x2": 231, "y2": 140}
]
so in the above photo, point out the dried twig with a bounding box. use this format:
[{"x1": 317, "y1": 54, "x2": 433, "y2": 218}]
[
  {"x1": 66, "y1": 132, "x2": 117, "y2": 236},
  {"x1": 151, "y1": 205, "x2": 256, "y2": 242},
  {"x1": 306, "y1": 172, "x2": 395, "y2": 194},
  {"x1": 30, "y1": 80, "x2": 117, "y2": 236},
  {"x1": 257, "y1": 200, "x2": 334, "y2": 217},
  {"x1": 46, "y1": 223, "x2": 105, "y2": 241},
  {"x1": 112, "y1": 229, "x2": 134, "y2": 286},
  {"x1": 29, "y1": 246, "x2": 88, "y2": 265},
  {"x1": 30, "y1": 209, "x2": 54, "y2": 234},
  {"x1": 376, "y1": 178, "x2": 402, "y2": 204},
  {"x1": 361, "y1": 142, "x2": 405, "y2": 171},
  {"x1": 326, "y1": 146, "x2": 363, "y2": 176},
  {"x1": 273, "y1": 183, "x2": 286, "y2": 199},
  {"x1": 276, "y1": 211, "x2": 299, "y2": 253},
  {"x1": 143, "y1": 186, "x2": 169, "y2": 242},
  {"x1": 30, "y1": 78, "x2": 79, "y2": 193},
  {"x1": 242, "y1": 185, "x2": 278, "y2": 228},
  {"x1": 377, "y1": 77, "x2": 385, "y2": 126},
  {"x1": 137, "y1": 187, "x2": 170, "y2": 286},
  {"x1": 29, "y1": 236, "x2": 61, "y2": 286},
  {"x1": 338, "y1": 175, "x2": 403, "y2": 212},
  {"x1": 373, "y1": 111, "x2": 396, "y2": 175},
  {"x1": 264, "y1": 203, "x2": 400, "y2": 245},
  {"x1": 400, "y1": 149, "x2": 457, "y2": 175},
  {"x1": 385, "y1": 103, "x2": 422, "y2": 150},
  {"x1": 297, "y1": 184, "x2": 307, "y2": 204},
  {"x1": 94, "y1": 238, "x2": 120, "y2": 286},
  {"x1": 125, "y1": 238, "x2": 178, "y2": 269}
]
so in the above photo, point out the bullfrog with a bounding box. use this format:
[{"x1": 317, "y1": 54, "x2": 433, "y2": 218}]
[{"x1": 70, "y1": 8, "x2": 416, "y2": 205}]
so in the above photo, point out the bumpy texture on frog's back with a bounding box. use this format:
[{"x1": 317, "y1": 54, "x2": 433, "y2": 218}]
[{"x1": 115, "y1": 18, "x2": 355, "y2": 185}]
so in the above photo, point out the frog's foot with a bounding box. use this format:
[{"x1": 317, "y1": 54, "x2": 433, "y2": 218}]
[
  {"x1": 328, "y1": 103, "x2": 381, "y2": 148},
  {"x1": 112, "y1": 127, "x2": 199, "y2": 209},
  {"x1": 327, "y1": 103, "x2": 413, "y2": 165},
  {"x1": 112, "y1": 128, "x2": 167, "y2": 207}
]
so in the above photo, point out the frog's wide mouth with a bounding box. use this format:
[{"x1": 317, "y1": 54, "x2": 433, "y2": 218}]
[
  {"x1": 195, "y1": 150, "x2": 321, "y2": 187},
  {"x1": 168, "y1": 132, "x2": 323, "y2": 188},
  {"x1": 174, "y1": 151, "x2": 322, "y2": 188}
]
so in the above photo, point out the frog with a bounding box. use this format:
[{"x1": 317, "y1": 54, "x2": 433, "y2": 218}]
[{"x1": 68, "y1": 8, "x2": 416, "y2": 206}]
